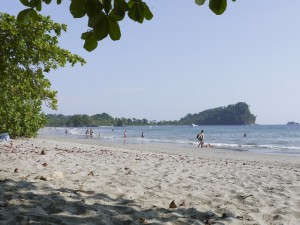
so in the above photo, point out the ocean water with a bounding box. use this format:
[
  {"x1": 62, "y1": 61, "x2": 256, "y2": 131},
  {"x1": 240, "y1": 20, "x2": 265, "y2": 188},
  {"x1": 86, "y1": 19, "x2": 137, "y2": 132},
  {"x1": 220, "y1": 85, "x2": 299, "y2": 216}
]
[{"x1": 39, "y1": 125, "x2": 300, "y2": 155}]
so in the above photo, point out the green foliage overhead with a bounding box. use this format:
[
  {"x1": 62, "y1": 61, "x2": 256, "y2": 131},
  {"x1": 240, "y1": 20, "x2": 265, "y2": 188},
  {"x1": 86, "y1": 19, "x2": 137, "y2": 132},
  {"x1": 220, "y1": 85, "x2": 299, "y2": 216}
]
[
  {"x1": 0, "y1": 13, "x2": 85, "y2": 138},
  {"x1": 17, "y1": 0, "x2": 236, "y2": 51},
  {"x1": 180, "y1": 102, "x2": 256, "y2": 125}
]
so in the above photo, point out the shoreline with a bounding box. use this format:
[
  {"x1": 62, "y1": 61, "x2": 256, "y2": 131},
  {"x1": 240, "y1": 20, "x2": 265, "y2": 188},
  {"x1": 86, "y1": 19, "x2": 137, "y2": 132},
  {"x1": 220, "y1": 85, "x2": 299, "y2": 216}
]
[
  {"x1": 0, "y1": 137, "x2": 299, "y2": 224},
  {"x1": 38, "y1": 134, "x2": 300, "y2": 163},
  {"x1": 39, "y1": 126, "x2": 300, "y2": 157}
]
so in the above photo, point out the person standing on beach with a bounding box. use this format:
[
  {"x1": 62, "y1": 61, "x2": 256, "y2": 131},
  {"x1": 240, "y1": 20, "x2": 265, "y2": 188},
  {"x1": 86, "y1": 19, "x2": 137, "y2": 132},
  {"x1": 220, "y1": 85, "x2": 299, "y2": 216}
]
[
  {"x1": 142, "y1": 131, "x2": 144, "y2": 138},
  {"x1": 86, "y1": 129, "x2": 89, "y2": 139},
  {"x1": 197, "y1": 130, "x2": 204, "y2": 148}
]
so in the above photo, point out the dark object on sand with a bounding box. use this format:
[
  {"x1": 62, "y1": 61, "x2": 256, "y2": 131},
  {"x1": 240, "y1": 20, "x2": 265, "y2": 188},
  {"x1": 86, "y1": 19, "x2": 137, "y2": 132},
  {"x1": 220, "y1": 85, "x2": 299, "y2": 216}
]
[{"x1": 169, "y1": 200, "x2": 177, "y2": 208}]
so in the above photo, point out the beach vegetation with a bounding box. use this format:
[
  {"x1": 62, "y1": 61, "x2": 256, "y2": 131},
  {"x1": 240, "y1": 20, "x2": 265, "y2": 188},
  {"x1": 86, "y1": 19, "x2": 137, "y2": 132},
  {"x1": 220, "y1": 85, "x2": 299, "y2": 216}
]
[
  {"x1": 16, "y1": 0, "x2": 236, "y2": 51},
  {"x1": 0, "y1": 13, "x2": 85, "y2": 138}
]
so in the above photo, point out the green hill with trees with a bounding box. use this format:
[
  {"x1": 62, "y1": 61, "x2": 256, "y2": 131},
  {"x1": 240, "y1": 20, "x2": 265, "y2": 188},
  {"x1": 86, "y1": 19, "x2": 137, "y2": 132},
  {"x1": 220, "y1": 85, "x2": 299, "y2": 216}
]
[
  {"x1": 179, "y1": 102, "x2": 256, "y2": 125},
  {"x1": 45, "y1": 102, "x2": 256, "y2": 127}
]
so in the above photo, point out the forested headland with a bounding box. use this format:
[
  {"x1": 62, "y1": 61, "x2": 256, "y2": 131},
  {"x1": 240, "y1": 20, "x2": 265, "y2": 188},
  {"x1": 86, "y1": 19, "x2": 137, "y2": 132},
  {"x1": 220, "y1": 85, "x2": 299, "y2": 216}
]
[
  {"x1": 179, "y1": 102, "x2": 256, "y2": 125},
  {"x1": 46, "y1": 102, "x2": 256, "y2": 127}
]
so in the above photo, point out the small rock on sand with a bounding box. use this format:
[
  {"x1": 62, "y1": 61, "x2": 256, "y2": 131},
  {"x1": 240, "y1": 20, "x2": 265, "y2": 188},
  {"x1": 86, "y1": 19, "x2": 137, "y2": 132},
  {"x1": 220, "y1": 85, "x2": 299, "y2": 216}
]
[
  {"x1": 51, "y1": 171, "x2": 64, "y2": 180},
  {"x1": 169, "y1": 200, "x2": 177, "y2": 208}
]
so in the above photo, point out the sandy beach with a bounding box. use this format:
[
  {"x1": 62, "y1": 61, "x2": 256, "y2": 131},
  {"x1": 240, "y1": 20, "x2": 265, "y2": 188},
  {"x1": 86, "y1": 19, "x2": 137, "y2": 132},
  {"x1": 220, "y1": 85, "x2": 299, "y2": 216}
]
[{"x1": 0, "y1": 138, "x2": 299, "y2": 225}]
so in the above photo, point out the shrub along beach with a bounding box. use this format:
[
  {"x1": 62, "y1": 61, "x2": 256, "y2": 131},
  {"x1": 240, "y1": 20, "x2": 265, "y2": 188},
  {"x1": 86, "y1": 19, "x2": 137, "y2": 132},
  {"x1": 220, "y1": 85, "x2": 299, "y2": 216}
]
[{"x1": 0, "y1": 135, "x2": 299, "y2": 225}]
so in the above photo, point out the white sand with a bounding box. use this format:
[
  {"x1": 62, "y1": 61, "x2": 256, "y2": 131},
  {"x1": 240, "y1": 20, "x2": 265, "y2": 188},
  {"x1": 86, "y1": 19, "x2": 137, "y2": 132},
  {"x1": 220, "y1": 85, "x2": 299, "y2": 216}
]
[{"x1": 0, "y1": 138, "x2": 299, "y2": 225}]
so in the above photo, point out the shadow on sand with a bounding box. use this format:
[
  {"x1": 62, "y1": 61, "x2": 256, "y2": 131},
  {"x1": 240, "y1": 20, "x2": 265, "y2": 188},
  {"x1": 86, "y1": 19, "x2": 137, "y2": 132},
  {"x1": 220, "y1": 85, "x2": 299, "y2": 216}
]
[{"x1": 0, "y1": 178, "x2": 230, "y2": 225}]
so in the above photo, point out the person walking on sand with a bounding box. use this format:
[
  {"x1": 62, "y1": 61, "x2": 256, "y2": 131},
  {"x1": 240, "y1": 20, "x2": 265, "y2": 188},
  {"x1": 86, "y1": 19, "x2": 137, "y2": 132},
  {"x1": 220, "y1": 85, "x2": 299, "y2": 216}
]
[{"x1": 197, "y1": 130, "x2": 204, "y2": 148}]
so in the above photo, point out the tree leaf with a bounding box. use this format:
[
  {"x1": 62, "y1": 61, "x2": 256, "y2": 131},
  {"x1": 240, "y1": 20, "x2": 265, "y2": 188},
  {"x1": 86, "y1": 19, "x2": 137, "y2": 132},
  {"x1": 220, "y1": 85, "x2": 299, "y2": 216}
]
[
  {"x1": 109, "y1": 8, "x2": 125, "y2": 21},
  {"x1": 36, "y1": 0, "x2": 42, "y2": 11},
  {"x1": 110, "y1": 0, "x2": 128, "y2": 21},
  {"x1": 57, "y1": 0, "x2": 62, "y2": 4},
  {"x1": 88, "y1": 12, "x2": 105, "y2": 27},
  {"x1": 86, "y1": 0, "x2": 103, "y2": 17},
  {"x1": 93, "y1": 16, "x2": 109, "y2": 40},
  {"x1": 128, "y1": 2, "x2": 144, "y2": 23},
  {"x1": 108, "y1": 16, "x2": 121, "y2": 40},
  {"x1": 209, "y1": 0, "x2": 227, "y2": 15},
  {"x1": 43, "y1": 0, "x2": 52, "y2": 4},
  {"x1": 70, "y1": 0, "x2": 87, "y2": 18},
  {"x1": 135, "y1": 3, "x2": 144, "y2": 23},
  {"x1": 127, "y1": 0, "x2": 135, "y2": 8},
  {"x1": 17, "y1": 8, "x2": 38, "y2": 24},
  {"x1": 114, "y1": 0, "x2": 129, "y2": 11},
  {"x1": 30, "y1": 8, "x2": 39, "y2": 20},
  {"x1": 29, "y1": 0, "x2": 39, "y2": 7},
  {"x1": 195, "y1": 0, "x2": 206, "y2": 6},
  {"x1": 20, "y1": 0, "x2": 31, "y2": 7},
  {"x1": 81, "y1": 30, "x2": 93, "y2": 40},
  {"x1": 84, "y1": 34, "x2": 98, "y2": 51},
  {"x1": 102, "y1": 0, "x2": 112, "y2": 14},
  {"x1": 142, "y1": 2, "x2": 153, "y2": 20}
]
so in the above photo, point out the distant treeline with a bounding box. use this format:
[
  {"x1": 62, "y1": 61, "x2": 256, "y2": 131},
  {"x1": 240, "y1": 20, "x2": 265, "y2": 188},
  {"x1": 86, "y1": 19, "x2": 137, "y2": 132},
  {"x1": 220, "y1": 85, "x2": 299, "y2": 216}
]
[
  {"x1": 45, "y1": 113, "x2": 180, "y2": 127},
  {"x1": 45, "y1": 102, "x2": 256, "y2": 127}
]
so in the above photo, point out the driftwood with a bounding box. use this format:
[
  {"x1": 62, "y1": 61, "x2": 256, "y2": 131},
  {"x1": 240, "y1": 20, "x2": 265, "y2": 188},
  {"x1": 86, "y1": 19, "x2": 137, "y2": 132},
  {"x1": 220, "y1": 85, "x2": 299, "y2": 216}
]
[{"x1": 237, "y1": 194, "x2": 253, "y2": 200}]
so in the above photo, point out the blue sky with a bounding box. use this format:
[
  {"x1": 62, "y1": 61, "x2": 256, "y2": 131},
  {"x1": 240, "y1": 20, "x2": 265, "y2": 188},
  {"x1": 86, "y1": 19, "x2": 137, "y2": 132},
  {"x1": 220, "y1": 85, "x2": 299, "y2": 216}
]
[{"x1": 2, "y1": 0, "x2": 300, "y2": 124}]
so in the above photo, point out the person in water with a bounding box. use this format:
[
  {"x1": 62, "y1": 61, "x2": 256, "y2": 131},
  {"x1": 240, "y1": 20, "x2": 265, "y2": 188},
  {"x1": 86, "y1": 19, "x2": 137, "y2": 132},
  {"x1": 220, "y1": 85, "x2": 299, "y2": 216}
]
[
  {"x1": 90, "y1": 129, "x2": 94, "y2": 139},
  {"x1": 197, "y1": 130, "x2": 204, "y2": 148}
]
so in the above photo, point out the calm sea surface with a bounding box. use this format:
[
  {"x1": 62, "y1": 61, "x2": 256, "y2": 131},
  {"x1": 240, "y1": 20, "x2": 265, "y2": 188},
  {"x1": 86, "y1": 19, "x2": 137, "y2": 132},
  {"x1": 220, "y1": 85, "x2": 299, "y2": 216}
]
[{"x1": 39, "y1": 125, "x2": 300, "y2": 155}]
